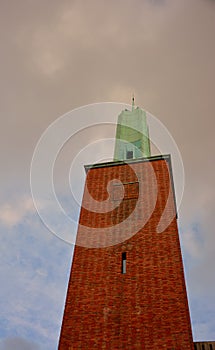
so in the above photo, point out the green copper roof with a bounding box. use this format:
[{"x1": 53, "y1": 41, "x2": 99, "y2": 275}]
[{"x1": 114, "y1": 104, "x2": 151, "y2": 161}]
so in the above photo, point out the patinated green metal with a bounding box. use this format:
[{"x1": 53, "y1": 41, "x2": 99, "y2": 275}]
[{"x1": 114, "y1": 104, "x2": 151, "y2": 161}]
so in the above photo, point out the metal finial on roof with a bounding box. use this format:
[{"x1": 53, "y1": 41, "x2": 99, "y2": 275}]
[{"x1": 132, "y1": 94, "x2": 135, "y2": 111}]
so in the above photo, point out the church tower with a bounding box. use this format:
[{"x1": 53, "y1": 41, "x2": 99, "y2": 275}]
[{"x1": 58, "y1": 102, "x2": 194, "y2": 349}]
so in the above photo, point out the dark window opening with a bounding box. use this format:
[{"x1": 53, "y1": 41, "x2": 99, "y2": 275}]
[
  {"x1": 122, "y1": 252, "x2": 126, "y2": 274},
  {"x1": 126, "y1": 150, "x2": 133, "y2": 159},
  {"x1": 202, "y1": 345, "x2": 205, "y2": 350},
  {"x1": 209, "y1": 345, "x2": 213, "y2": 350}
]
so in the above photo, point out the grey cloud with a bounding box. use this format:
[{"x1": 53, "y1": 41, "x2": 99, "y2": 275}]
[{"x1": 0, "y1": 337, "x2": 40, "y2": 350}]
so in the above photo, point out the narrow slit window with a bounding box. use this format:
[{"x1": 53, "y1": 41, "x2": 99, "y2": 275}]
[{"x1": 122, "y1": 252, "x2": 126, "y2": 274}]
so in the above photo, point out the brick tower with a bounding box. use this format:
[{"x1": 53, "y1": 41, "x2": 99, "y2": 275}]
[{"x1": 58, "y1": 101, "x2": 194, "y2": 349}]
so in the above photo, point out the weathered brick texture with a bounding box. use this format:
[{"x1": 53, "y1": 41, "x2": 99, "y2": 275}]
[{"x1": 58, "y1": 157, "x2": 194, "y2": 350}]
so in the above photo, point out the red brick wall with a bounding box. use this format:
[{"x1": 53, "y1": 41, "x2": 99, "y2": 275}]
[{"x1": 58, "y1": 157, "x2": 194, "y2": 350}]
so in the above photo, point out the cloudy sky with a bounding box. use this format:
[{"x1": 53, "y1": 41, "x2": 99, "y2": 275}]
[{"x1": 0, "y1": 0, "x2": 215, "y2": 348}]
